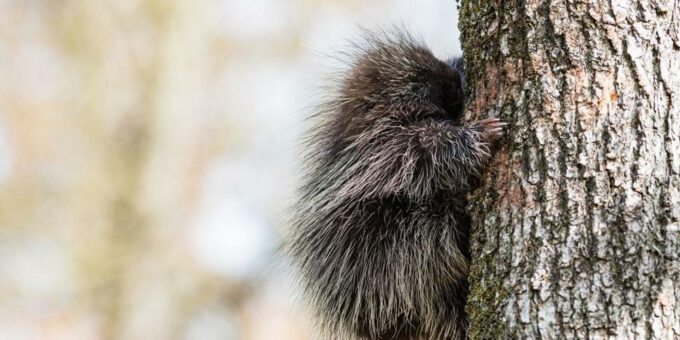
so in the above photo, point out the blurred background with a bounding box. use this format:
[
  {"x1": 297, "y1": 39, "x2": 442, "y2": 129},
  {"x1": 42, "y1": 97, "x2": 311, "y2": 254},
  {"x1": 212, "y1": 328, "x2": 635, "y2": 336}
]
[{"x1": 0, "y1": 1, "x2": 460, "y2": 339}]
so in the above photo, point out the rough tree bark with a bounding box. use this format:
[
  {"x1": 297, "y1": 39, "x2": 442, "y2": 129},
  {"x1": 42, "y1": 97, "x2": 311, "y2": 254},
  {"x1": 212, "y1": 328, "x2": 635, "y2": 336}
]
[{"x1": 459, "y1": 0, "x2": 680, "y2": 338}]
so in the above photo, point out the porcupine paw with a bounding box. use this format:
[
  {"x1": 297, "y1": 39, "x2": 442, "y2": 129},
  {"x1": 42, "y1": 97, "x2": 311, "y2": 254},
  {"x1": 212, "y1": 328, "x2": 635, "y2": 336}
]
[{"x1": 473, "y1": 117, "x2": 507, "y2": 143}]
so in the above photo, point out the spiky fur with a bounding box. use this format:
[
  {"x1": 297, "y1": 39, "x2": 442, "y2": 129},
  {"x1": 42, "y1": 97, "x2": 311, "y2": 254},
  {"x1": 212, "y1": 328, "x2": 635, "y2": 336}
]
[{"x1": 288, "y1": 30, "x2": 502, "y2": 340}]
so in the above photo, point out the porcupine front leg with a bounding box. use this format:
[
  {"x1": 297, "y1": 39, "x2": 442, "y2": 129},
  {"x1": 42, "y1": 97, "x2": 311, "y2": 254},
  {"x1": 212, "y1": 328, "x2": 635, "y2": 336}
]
[
  {"x1": 344, "y1": 116, "x2": 507, "y2": 201},
  {"x1": 409, "y1": 116, "x2": 506, "y2": 183}
]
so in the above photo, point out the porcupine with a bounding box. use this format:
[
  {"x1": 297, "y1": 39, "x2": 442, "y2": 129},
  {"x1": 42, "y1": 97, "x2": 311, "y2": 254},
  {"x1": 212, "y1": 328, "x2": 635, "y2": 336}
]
[{"x1": 287, "y1": 30, "x2": 506, "y2": 340}]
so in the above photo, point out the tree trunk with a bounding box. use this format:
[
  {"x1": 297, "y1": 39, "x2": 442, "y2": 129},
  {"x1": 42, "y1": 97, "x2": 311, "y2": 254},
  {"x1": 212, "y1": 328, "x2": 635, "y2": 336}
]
[{"x1": 459, "y1": 0, "x2": 680, "y2": 338}]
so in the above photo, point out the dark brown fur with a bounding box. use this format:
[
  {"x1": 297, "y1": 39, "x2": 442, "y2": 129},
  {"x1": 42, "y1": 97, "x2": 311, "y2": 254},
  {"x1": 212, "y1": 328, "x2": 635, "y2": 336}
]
[{"x1": 288, "y1": 30, "x2": 505, "y2": 340}]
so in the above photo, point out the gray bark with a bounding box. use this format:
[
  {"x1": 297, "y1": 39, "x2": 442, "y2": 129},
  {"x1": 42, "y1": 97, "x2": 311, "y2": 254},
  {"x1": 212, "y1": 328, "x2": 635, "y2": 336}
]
[{"x1": 459, "y1": 0, "x2": 680, "y2": 338}]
